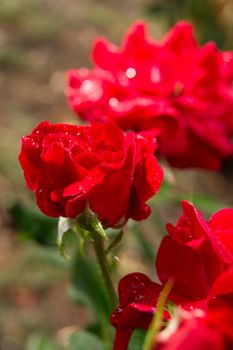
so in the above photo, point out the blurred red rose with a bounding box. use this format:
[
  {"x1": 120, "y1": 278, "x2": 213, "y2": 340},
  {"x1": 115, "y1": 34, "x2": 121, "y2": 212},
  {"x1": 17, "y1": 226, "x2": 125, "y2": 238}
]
[
  {"x1": 19, "y1": 121, "x2": 163, "y2": 228},
  {"x1": 154, "y1": 269, "x2": 233, "y2": 350},
  {"x1": 154, "y1": 307, "x2": 233, "y2": 350},
  {"x1": 110, "y1": 202, "x2": 233, "y2": 349},
  {"x1": 110, "y1": 273, "x2": 190, "y2": 350},
  {"x1": 157, "y1": 201, "x2": 233, "y2": 299},
  {"x1": 67, "y1": 21, "x2": 233, "y2": 170}
]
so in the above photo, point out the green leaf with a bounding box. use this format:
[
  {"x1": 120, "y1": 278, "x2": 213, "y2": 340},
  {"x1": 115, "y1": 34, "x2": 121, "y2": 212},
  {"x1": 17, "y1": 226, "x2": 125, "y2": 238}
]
[
  {"x1": 71, "y1": 248, "x2": 112, "y2": 319},
  {"x1": 128, "y1": 330, "x2": 146, "y2": 350},
  {"x1": 58, "y1": 217, "x2": 71, "y2": 243},
  {"x1": 91, "y1": 215, "x2": 107, "y2": 239},
  {"x1": 165, "y1": 301, "x2": 176, "y2": 317},
  {"x1": 26, "y1": 334, "x2": 57, "y2": 350},
  {"x1": 67, "y1": 331, "x2": 104, "y2": 350},
  {"x1": 9, "y1": 202, "x2": 57, "y2": 246},
  {"x1": 76, "y1": 208, "x2": 107, "y2": 239},
  {"x1": 71, "y1": 245, "x2": 114, "y2": 347},
  {"x1": 69, "y1": 284, "x2": 94, "y2": 310},
  {"x1": 106, "y1": 230, "x2": 124, "y2": 253},
  {"x1": 57, "y1": 216, "x2": 72, "y2": 259}
]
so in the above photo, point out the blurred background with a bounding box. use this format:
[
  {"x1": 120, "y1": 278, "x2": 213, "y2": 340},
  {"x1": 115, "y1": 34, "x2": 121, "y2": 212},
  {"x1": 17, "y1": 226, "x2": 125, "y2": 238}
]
[{"x1": 0, "y1": 0, "x2": 233, "y2": 349}]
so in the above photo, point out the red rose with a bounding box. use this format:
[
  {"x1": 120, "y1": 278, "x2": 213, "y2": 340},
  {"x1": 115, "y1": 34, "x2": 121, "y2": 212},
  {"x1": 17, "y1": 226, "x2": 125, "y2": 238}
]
[
  {"x1": 157, "y1": 201, "x2": 233, "y2": 299},
  {"x1": 110, "y1": 273, "x2": 189, "y2": 350},
  {"x1": 154, "y1": 307, "x2": 233, "y2": 350},
  {"x1": 19, "y1": 121, "x2": 163, "y2": 227},
  {"x1": 110, "y1": 202, "x2": 233, "y2": 349},
  {"x1": 154, "y1": 269, "x2": 233, "y2": 350},
  {"x1": 66, "y1": 21, "x2": 233, "y2": 170}
]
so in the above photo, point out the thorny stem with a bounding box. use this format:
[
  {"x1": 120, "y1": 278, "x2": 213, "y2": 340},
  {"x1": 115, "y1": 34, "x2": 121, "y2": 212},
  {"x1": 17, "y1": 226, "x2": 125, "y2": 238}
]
[
  {"x1": 92, "y1": 231, "x2": 118, "y2": 309},
  {"x1": 142, "y1": 279, "x2": 174, "y2": 350}
]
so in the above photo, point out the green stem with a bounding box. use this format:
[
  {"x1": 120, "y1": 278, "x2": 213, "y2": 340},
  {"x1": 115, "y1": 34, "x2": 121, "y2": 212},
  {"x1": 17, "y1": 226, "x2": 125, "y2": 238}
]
[
  {"x1": 106, "y1": 229, "x2": 124, "y2": 254},
  {"x1": 92, "y1": 232, "x2": 118, "y2": 309},
  {"x1": 142, "y1": 279, "x2": 173, "y2": 350}
]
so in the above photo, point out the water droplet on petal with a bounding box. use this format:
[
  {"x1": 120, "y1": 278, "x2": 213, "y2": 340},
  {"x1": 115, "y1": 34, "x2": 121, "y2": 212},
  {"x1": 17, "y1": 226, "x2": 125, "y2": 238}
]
[
  {"x1": 81, "y1": 80, "x2": 102, "y2": 101},
  {"x1": 126, "y1": 67, "x2": 136, "y2": 79},
  {"x1": 82, "y1": 80, "x2": 93, "y2": 93},
  {"x1": 109, "y1": 97, "x2": 118, "y2": 107},
  {"x1": 151, "y1": 67, "x2": 161, "y2": 83}
]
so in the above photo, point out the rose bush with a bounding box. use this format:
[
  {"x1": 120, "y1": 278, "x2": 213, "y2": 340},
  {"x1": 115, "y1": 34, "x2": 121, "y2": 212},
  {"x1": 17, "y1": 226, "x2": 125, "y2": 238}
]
[
  {"x1": 110, "y1": 201, "x2": 233, "y2": 349},
  {"x1": 67, "y1": 21, "x2": 233, "y2": 169},
  {"x1": 17, "y1": 17, "x2": 233, "y2": 350},
  {"x1": 19, "y1": 121, "x2": 163, "y2": 228}
]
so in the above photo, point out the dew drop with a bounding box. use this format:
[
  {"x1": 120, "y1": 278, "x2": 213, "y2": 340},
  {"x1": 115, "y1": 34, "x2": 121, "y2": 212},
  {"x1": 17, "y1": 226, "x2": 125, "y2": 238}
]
[
  {"x1": 150, "y1": 67, "x2": 161, "y2": 83},
  {"x1": 82, "y1": 80, "x2": 93, "y2": 93},
  {"x1": 126, "y1": 67, "x2": 136, "y2": 79},
  {"x1": 109, "y1": 97, "x2": 118, "y2": 107}
]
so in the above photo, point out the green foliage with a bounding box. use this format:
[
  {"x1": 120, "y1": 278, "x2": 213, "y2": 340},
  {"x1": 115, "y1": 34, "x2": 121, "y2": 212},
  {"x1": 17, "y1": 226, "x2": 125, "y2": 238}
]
[
  {"x1": 57, "y1": 212, "x2": 107, "y2": 259},
  {"x1": 0, "y1": 245, "x2": 67, "y2": 291},
  {"x1": 128, "y1": 330, "x2": 146, "y2": 350},
  {"x1": 26, "y1": 334, "x2": 57, "y2": 350},
  {"x1": 0, "y1": 47, "x2": 31, "y2": 70},
  {"x1": 77, "y1": 209, "x2": 107, "y2": 239},
  {"x1": 67, "y1": 331, "x2": 104, "y2": 350},
  {"x1": 166, "y1": 301, "x2": 176, "y2": 317},
  {"x1": 9, "y1": 202, "x2": 57, "y2": 246},
  {"x1": 91, "y1": 215, "x2": 107, "y2": 239},
  {"x1": 153, "y1": 180, "x2": 227, "y2": 214},
  {"x1": 134, "y1": 226, "x2": 156, "y2": 265},
  {"x1": 57, "y1": 217, "x2": 77, "y2": 259},
  {"x1": 0, "y1": 0, "x2": 63, "y2": 42},
  {"x1": 0, "y1": 1, "x2": 21, "y2": 24},
  {"x1": 70, "y1": 243, "x2": 114, "y2": 348},
  {"x1": 146, "y1": 0, "x2": 230, "y2": 49},
  {"x1": 71, "y1": 247, "x2": 112, "y2": 320},
  {"x1": 106, "y1": 229, "x2": 124, "y2": 253}
]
